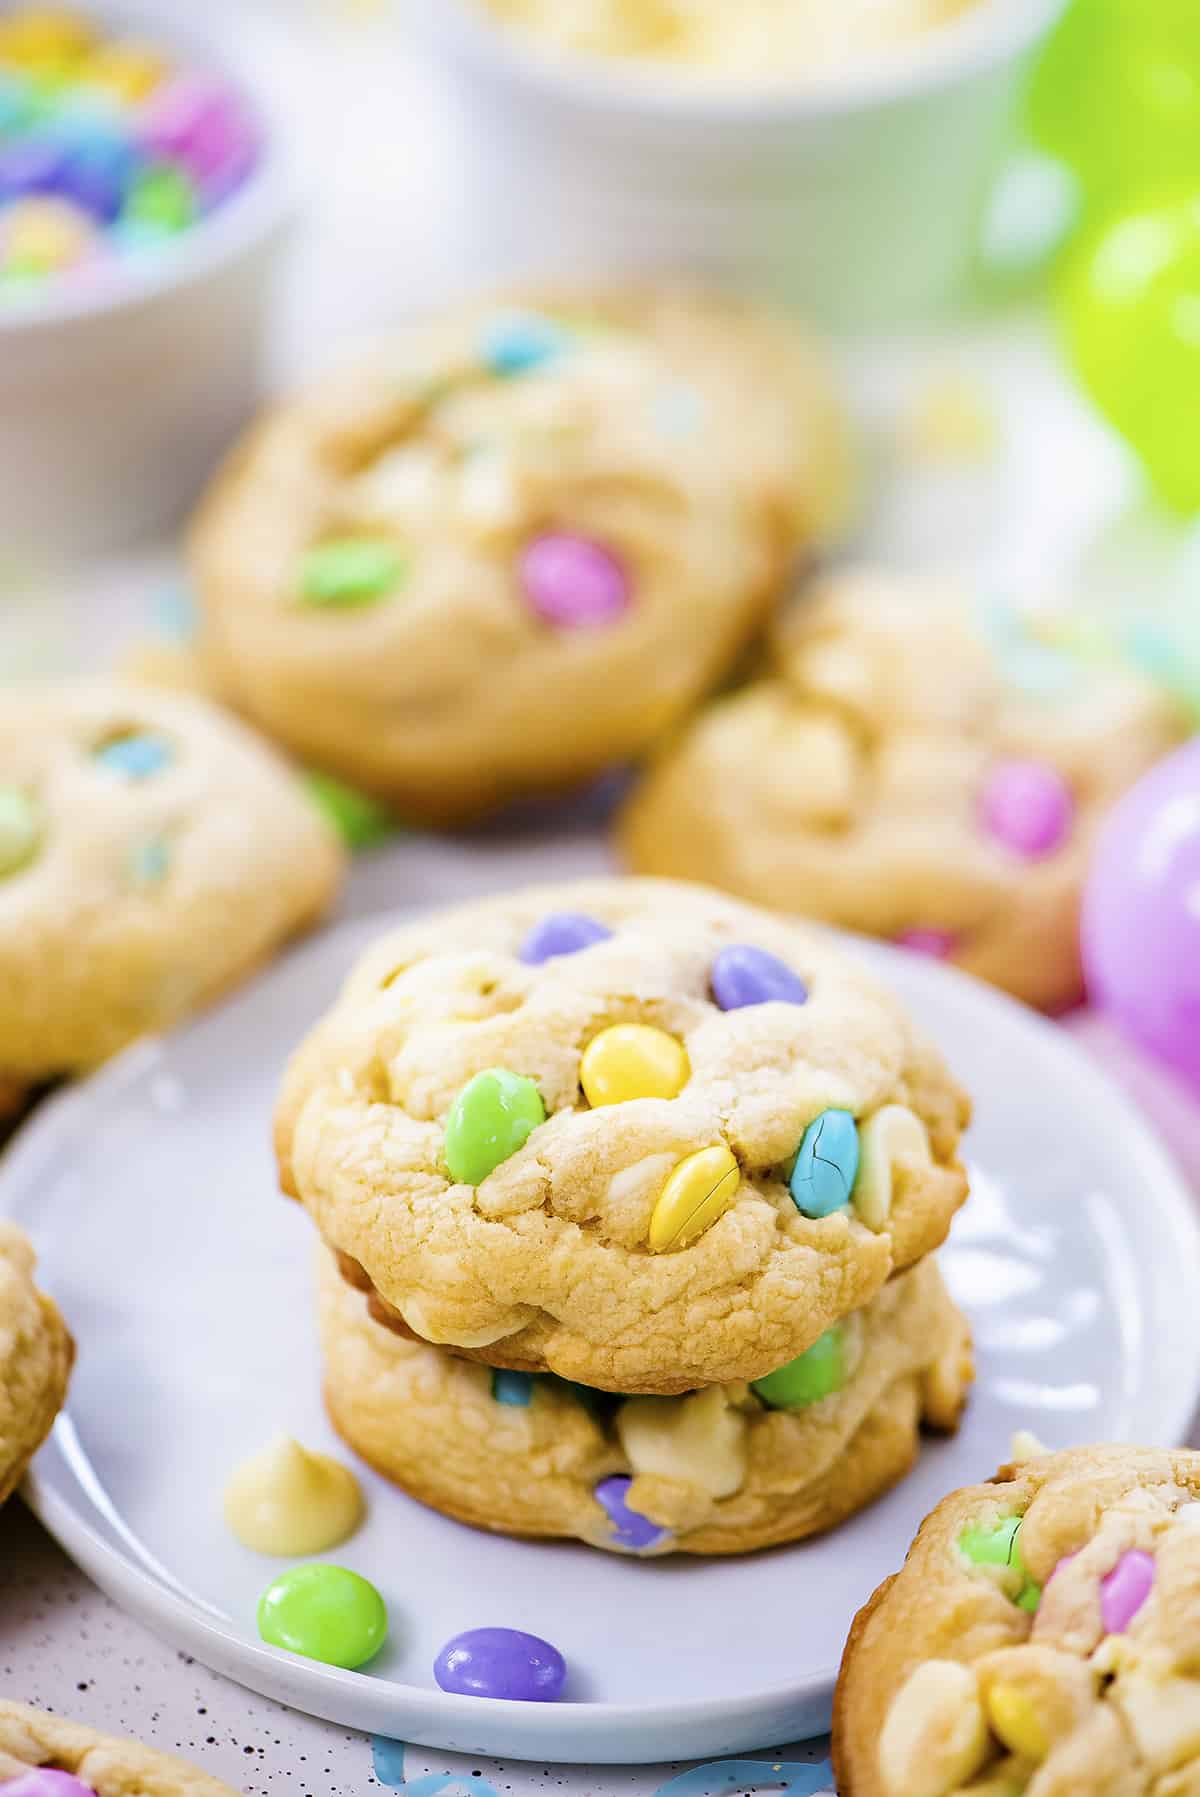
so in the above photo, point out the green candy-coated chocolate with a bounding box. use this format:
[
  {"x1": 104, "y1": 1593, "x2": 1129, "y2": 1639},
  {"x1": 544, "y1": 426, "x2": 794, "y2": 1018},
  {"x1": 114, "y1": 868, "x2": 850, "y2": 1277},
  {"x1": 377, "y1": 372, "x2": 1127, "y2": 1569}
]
[
  {"x1": 751, "y1": 1326, "x2": 846, "y2": 1410},
  {"x1": 445, "y1": 1068, "x2": 545, "y2": 1186},
  {"x1": 257, "y1": 1563, "x2": 387, "y2": 1670},
  {"x1": 299, "y1": 538, "x2": 406, "y2": 609},
  {"x1": 0, "y1": 787, "x2": 40, "y2": 876},
  {"x1": 302, "y1": 770, "x2": 396, "y2": 850},
  {"x1": 959, "y1": 1514, "x2": 1040, "y2": 1609},
  {"x1": 124, "y1": 163, "x2": 194, "y2": 234}
]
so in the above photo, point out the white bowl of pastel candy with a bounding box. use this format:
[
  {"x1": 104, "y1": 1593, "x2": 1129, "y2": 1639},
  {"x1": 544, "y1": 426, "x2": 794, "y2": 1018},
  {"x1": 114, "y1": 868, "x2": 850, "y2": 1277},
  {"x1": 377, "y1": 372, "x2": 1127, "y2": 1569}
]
[
  {"x1": 0, "y1": 3, "x2": 293, "y2": 557},
  {"x1": 408, "y1": 0, "x2": 1067, "y2": 324}
]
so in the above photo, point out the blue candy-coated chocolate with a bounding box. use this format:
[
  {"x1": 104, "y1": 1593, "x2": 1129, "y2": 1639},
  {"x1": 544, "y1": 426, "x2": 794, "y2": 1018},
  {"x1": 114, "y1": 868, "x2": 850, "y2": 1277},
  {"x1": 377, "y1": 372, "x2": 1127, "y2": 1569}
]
[
  {"x1": 480, "y1": 313, "x2": 568, "y2": 377},
  {"x1": 58, "y1": 132, "x2": 135, "y2": 222},
  {"x1": 93, "y1": 734, "x2": 172, "y2": 779},
  {"x1": 710, "y1": 944, "x2": 808, "y2": 1012},
  {"x1": 788, "y1": 1109, "x2": 859, "y2": 1219},
  {"x1": 433, "y1": 1627, "x2": 567, "y2": 1701},
  {"x1": 518, "y1": 911, "x2": 612, "y2": 965},
  {"x1": 490, "y1": 1369, "x2": 533, "y2": 1407},
  {"x1": 593, "y1": 1473, "x2": 671, "y2": 1553}
]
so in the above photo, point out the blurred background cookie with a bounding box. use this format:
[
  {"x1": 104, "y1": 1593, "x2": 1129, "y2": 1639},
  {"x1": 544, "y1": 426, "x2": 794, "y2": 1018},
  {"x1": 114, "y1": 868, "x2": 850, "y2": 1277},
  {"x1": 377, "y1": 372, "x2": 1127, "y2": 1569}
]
[
  {"x1": 189, "y1": 287, "x2": 851, "y2": 825},
  {"x1": 0, "y1": 1223, "x2": 72, "y2": 1507},
  {"x1": 621, "y1": 570, "x2": 1186, "y2": 1012},
  {"x1": 0, "y1": 679, "x2": 344, "y2": 1085},
  {"x1": 0, "y1": 1698, "x2": 239, "y2": 1795}
]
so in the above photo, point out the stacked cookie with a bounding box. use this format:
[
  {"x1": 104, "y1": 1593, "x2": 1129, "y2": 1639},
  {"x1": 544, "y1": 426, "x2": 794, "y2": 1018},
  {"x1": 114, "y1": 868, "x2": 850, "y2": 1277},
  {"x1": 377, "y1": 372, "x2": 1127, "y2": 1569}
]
[
  {"x1": 277, "y1": 878, "x2": 976, "y2": 1556},
  {"x1": 188, "y1": 288, "x2": 852, "y2": 825}
]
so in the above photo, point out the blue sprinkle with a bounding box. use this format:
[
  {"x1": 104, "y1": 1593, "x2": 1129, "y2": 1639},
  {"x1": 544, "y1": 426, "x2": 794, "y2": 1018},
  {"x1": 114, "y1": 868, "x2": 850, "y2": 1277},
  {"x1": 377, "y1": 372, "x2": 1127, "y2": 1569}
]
[
  {"x1": 371, "y1": 1737, "x2": 407, "y2": 1788},
  {"x1": 491, "y1": 1369, "x2": 533, "y2": 1407},
  {"x1": 94, "y1": 734, "x2": 172, "y2": 780},
  {"x1": 652, "y1": 1756, "x2": 835, "y2": 1796},
  {"x1": 406, "y1": 1778, "x2": 501, "y2": 1797},
  {"x1": 789, "y1": 1108, "x2": 859, "y2": 1219},
  {"x1": 481, "y1": 313, "x2": 569, "y2": 377},
  {"x1": 129, "y1": 837, "x2": 170, "y2": 886}
]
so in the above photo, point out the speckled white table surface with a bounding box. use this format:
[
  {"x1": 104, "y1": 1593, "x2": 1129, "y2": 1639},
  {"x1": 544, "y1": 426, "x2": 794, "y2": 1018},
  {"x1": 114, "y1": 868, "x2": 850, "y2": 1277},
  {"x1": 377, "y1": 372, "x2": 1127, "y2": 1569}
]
[{"x1": 2, "y1": 5, "x2": 1200, "y2": 1792}]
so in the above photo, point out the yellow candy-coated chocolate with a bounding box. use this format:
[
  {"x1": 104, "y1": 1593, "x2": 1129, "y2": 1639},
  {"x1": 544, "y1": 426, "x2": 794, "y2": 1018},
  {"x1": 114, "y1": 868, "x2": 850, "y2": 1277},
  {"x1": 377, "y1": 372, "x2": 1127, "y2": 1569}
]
[
  {"x1": 83, "y1": 39, "x2": 168, "y2": 102},
  {"x1": 4, "y1": 195, "x2": 93, "y2": 273},
  {"x1": 0, "y1": 6, "x2": 93, "y2": 68},
  {"x1": 649, "y1": 1143, "x2": 740, "y2": 1252},
  {"x1": 580, "y1": 1022, "x2": 689, "y2": 1108},
  {"x1": 986, "y1": 1682, "x2": 1049, "y2": 1762}
]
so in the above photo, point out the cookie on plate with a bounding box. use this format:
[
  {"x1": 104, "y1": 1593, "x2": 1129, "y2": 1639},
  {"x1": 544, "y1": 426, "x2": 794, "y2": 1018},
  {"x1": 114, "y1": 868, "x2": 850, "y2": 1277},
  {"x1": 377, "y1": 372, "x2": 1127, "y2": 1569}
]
[
  {"x1": 189, "y1": 287, "x2": 852, "y2": 824},
  {"x1": 320, "y1": 1247, "x2": 972, "y2": 1556},
  {"x1": 276, "y1": 878, "x2": 970, "y2": 1394},
  {"x1": 0, "y1": 680, "x2": 345, "y2": 1083},
  {"x1": 833, "y1": 1444, "x2": 1200, "y2": 1797},
  {"x1": 620, "y1": 571, "x2": 1185, "y2": 1012},
  {"x1": 1, "y1": 1224, "x2": 72, "y2": 1505},
  {"x1": 0, "y1": 1699, "x2": 238, "y2": 1795}
]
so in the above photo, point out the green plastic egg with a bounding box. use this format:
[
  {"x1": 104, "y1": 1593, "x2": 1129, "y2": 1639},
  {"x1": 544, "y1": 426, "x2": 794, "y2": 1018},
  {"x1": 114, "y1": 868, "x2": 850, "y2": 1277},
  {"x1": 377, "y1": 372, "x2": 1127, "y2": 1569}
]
[
  {"x1": 1059, "y1": 196, "x2": 1200, "y2": 512},
  {"x1": 1029, "y1": 0, "x2": 1200, "y2": 213}
]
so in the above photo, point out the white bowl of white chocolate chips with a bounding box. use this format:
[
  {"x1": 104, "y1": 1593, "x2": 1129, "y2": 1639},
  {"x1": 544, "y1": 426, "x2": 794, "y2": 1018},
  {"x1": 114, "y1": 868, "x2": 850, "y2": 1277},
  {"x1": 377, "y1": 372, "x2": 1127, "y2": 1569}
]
[{"x1": 406, "y1": 0, "x2": 1067, "y2": 323}]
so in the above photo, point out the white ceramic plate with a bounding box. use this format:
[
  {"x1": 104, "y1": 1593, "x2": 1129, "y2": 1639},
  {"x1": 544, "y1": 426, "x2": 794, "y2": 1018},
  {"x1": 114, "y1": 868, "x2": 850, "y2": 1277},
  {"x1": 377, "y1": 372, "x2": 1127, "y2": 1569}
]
[{"x1": 6, "y1": 916, "x2": 1200, "y2": 1764}]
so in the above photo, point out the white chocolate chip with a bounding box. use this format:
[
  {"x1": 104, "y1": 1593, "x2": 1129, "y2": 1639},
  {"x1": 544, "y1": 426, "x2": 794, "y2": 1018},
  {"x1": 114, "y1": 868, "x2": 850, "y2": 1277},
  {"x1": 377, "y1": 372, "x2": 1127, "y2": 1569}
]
[
  {"x1": 617, "y1": 1386, "x2": 748, "y2": 1499},
  {"x1": 353, "y1": 445, "x2": 442, "y2": 521},
  {"x1": 1010, "y1": 1429, "x2": 1049, "y2": 1464},
  {"x1": 1173, "y1": 1501, "x2": 1200, "y2": 1528},
  {"x1": 454, "y1": 452, "x2": 522, "y2": 537},
  {"x1": 855, "y1": 1104, "x2": 931, "y2": 1232},
  {"x1": 1110, "y1": 1671, "x2": 1200, "y2": 1773},
  {"x1": 879, "y1": 1661, "x2": 990, "y2": 1797}
]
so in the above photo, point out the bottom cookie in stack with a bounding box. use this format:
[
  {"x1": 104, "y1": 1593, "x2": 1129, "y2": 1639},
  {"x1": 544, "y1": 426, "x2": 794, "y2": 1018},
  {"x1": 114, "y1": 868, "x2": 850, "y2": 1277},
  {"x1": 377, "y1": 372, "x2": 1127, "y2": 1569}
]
[{"x1": 318, "y1": 1250, "x2": 973, "y2": 1557}]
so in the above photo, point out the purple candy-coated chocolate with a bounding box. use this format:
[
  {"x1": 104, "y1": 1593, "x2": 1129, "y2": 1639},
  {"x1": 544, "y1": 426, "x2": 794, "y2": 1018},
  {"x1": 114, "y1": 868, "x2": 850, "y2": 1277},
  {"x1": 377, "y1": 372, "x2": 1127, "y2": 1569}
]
[
  {"x1": 710, "y1": 944, "x2": 808, "y2": 1011},
  {"x1": 1082, "y1": 740, "x2": 1200, "y2": 1096},
  {"x1": 518, "y1": 911, "x2": 613, "y2": 965},
  {"x1": 519, "y1": 533, "x2": 630, "y2": 629},
  {"x1": 0, "y1": 136, "x2": 68, "y2": 203},
  {"x1": 979, "y1": 759, "x2": 1074, "y2": 860},
  {"x1": 896, "y1": 928, "x2": 958, "y2": 960},
  {"x1": 0, "y1": 1772, "x2": 98, "y2": 1796},
  {"x1": 433, "y1": 1627, "x2": 566, "y2": 1701},
  {"x1": 1100, "y1": 1549, "x2": 1155, "y2": 1635},
  {"x1": 593, "y1": 1474, "x2": 670, "y2": 1552}
]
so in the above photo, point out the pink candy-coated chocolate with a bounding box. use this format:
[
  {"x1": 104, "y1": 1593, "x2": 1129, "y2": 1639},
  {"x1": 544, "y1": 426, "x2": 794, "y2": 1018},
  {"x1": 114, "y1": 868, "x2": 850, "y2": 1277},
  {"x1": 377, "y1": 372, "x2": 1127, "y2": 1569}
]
[
  {"x1": 519, "y1": 533, "x2": 631, "y2": 629},
  {"x1": 0, "y1": 1772, "x2": 97, "y2": 1795},
  {"x1": 1100, "y1": 1548, "x2": 1155, "y2": 1635},
  {"x1": 896, "y1": 928, "x2": 958, "y2": 960},
  {"x1": 139, "y1": 73, "x2": 258, "y2": 188},
  {"x1": 979, "y1": 759, "x2": 1074, "y2": 860}
]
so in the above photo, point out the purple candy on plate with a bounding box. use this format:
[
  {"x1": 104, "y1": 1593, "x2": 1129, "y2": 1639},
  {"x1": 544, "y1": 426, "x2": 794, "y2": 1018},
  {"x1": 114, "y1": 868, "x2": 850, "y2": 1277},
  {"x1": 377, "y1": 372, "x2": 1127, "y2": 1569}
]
[{"x1": 433, "y1": 1626, "x2": 567, "y2": 1701}]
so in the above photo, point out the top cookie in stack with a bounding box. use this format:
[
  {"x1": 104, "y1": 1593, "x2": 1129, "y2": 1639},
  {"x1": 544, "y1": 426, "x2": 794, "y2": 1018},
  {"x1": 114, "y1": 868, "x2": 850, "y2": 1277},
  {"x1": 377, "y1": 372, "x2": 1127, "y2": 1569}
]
[
  {"x1": 188, "y1": 289, "x2": 852, "y2": 824},
  {"x1": 275, "y1": 878, "x2": 970, "y2": 1396}
]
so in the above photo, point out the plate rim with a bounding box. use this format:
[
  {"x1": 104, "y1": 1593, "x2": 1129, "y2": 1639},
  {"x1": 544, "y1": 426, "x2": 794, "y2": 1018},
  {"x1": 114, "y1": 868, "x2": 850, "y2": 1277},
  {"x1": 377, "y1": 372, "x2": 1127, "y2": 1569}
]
[{"x1": 7, "y1": 914, "x2": 1200, "y2": 1762}]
